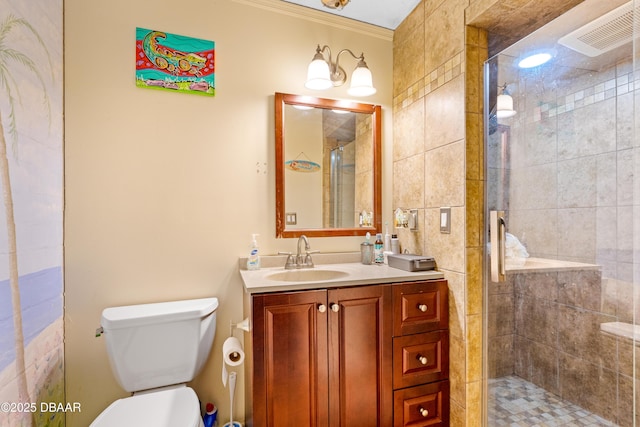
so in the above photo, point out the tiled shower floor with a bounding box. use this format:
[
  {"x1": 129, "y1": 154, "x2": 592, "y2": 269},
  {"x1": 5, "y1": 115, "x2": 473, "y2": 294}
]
[{"x1": 488, "y1": 376, "x2": 617, "y2": 426}]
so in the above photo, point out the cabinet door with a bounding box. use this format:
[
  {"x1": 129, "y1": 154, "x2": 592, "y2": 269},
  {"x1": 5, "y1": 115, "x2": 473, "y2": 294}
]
[
  {"x1": 252, "y1": 290, "x2": 329, "y2": 427},
  {"x1": 327, "y1": 285, "x2": 393, "y2": 427}
]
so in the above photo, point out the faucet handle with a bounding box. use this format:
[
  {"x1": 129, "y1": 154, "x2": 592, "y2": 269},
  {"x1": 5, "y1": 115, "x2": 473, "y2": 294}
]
[
  {"x1": 303, "y1": 254, "x2": 314, "y2": 268},
  {"x1": 278, "y1": 251, "x2": 295, "y2": 269},
  {"x1": 304, "y1": 250, "x2": 319, "y2": 267}
]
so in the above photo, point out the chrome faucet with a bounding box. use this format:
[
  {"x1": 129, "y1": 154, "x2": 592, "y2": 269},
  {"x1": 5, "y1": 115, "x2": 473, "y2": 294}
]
[
  {"x1": 296, "y1": 235, "x2": 311, "y2": 267},
  {"x1": 280, "y1": 234, "x2": 317, "y2": 269}
]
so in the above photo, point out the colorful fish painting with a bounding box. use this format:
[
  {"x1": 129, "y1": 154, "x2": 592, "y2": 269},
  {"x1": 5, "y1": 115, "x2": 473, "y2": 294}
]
[
  {"x1": 135, "y1": 27, "x2": 215, "y2": 96},
  {"x1": 285, "y1": 159, "x2": 321, "y2": 172}
]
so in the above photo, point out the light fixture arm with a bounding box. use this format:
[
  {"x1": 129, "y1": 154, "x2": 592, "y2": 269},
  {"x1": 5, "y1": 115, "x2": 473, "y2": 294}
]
[{"x1": 315, "y1": 44, "x2": 366, "y2": 87}]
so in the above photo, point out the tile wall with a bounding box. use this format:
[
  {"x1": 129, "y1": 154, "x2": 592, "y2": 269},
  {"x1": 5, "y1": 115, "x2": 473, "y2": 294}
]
[
  {"x1": 392, "y1": 0, "x2": 486, "y2": 424},
  {"x1": 488, "y1": 268, "x2": 635, "y2": 426},
  {"x1": 505, "y1": 60, "x2": 637, "y2": 284}
]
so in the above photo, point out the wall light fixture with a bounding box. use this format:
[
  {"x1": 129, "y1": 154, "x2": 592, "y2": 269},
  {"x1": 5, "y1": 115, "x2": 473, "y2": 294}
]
[
  {"x1": 321, "y1": 0, "x2": 350, "y2": 9},
  {"x1": 496, "y1": 83, "x2": 516, "y2": 118},
  {"x1": 305, "y1": 44, "x2": 376, "y2": 97}
]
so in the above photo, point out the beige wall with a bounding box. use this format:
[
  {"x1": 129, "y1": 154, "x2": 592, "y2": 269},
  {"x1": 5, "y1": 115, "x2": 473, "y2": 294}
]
[{"x1": 64, "y1": 0, "x2": 392, "y2": 425}]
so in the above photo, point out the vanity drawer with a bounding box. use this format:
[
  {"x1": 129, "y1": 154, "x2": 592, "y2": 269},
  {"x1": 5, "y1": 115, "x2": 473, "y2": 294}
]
[
  {"x1": 393, "y1": 381, "x2": 449, "y2": 427},
  {"x1": 393, "y1": 280, "x2": 448, "y2": 336},
  {"x1": 393, "y1": 331, "x2": 449, "y2": 390}
]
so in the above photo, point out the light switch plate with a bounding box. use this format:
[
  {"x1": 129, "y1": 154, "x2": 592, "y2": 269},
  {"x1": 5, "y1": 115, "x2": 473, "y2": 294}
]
[
  {"x1": 409, "y1": 209, "x2": 418, "y2": 231},
  {"x1": 286, "y1": 212, "x2": 297, "y2": 225},
  {"x1": 440, "y1": 207, "x2": 451, "y2": 233}
]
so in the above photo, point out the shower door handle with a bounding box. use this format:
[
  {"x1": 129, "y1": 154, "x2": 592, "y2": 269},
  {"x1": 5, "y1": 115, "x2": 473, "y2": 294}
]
[{"x1": 490, "y1": 210, "x2": 506, "y2": 282}]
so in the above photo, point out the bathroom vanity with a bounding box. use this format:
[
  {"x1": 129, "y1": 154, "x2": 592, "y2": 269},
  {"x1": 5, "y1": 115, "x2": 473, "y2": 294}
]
[{"x1": 240, "y1": 254, "x2": 450, "y2": 426}]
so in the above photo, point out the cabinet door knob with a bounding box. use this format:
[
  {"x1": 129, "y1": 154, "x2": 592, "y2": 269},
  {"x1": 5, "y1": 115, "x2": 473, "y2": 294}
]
[
  {"x1": 330, "y1": 303, "x2": 340, "y2": 312},
  {"x1": 417, "y1": 354, "x2": 428, "y2": 365},
  {"x1": 417, "y1": 304, "x2": 428, "y2": 312},
  {"x1": 318, "y1": 304, "x2": 327, "y2": 313},
  {"x1": 418, "y1": 406, "x2": 429, "y2": 417}
]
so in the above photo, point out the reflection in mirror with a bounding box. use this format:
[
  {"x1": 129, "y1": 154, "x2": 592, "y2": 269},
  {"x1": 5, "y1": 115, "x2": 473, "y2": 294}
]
[{"x1": 275, "y1": 93, "x2": 381, "y2": 238}]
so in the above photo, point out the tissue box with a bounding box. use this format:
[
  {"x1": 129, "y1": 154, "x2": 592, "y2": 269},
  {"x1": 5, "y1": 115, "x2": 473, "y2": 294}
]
[{"x1": 387, "y1": 254, "x2": 436, "y2": 272}]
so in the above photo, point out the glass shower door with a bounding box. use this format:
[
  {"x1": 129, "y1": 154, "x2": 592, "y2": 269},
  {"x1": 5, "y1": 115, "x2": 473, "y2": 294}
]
[{"x1": 483, "y1": 1, "x2": 638, "y2": 425}]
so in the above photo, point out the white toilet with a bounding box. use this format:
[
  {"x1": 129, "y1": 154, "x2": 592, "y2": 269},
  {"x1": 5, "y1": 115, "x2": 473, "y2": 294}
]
[{"x1": 90, "y1": 297, "x2": 219, "y2": 427}]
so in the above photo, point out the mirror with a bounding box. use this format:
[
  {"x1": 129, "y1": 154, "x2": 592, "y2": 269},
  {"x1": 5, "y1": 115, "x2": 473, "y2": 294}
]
[{"x1": 275, "y1": 92, "x2": 382, "y2": 238}]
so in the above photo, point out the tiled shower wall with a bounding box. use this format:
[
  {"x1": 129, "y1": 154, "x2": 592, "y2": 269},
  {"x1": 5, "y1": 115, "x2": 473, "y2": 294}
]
[
  {"x1": 488, "y1": 268, "x2": 634, "y2": 426},
  {"x1": 504, "y1": 58, "x2": 636, "y2": 285}
]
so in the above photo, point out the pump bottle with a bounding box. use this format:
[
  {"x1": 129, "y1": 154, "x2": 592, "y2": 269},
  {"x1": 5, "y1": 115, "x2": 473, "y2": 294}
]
[{"x1": 247, "y1": 234, "x2": 261, "y2": 270}]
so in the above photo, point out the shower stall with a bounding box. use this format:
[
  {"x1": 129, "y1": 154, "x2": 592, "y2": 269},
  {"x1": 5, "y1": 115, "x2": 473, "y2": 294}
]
[
  {"x1": 328, "y1": 143, "x2": 355, "y2": 228},
  {"x1": 483, "y1": 0, "x2": 639, "y2": 425}
]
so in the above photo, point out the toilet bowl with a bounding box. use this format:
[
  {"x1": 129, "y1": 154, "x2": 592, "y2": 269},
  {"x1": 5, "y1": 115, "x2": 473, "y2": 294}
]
[{"x1": 90, "y1": 297, "x2": 218, "y2": 427}]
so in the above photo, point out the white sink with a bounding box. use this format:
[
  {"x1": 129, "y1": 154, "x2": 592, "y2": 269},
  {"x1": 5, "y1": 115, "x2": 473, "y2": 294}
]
[{"x1": 266, "y1": 269, "x2": 349, "y2": 282}]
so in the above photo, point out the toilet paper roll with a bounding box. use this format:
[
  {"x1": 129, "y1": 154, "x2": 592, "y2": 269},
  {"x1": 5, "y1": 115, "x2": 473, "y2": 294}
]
[
  {"x1": 222, "y1": 337, "x2": 244, "y2": 387},
  {"x1": 223, "y1": 337, "x2": 245, "y2": 366}
]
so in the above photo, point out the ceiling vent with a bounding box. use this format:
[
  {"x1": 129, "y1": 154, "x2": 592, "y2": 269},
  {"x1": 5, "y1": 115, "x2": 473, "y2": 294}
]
[{"x1": 558, "y1": 1, "x2": 639, "y2": 57}]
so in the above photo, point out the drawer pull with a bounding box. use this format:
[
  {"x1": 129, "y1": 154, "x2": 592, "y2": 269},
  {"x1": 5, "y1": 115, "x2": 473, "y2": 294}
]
[
  {"x1": 418, "y1": 406, "x2": 429, "y2": 417},
  {"x1": 417, "y1": 304, "x2": 428, "y2": 312},
  {"x1": 331, "y1": 303, "x2": 340, "y2": 312},
  {"x1": 318, "y1": 304, "x2": 327, "y2": 313},
  {"x1": 417, "y1": 354, "x2": 428, "y2": 365}
]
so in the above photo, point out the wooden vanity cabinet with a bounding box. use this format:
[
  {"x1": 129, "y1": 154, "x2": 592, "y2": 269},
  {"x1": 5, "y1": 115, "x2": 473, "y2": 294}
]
[
  {"x1": 250, "y1": 284, "x2": 392, "y2": 427},
  {"x1": 247, "y1": 279, "x2": 448, "y2": 427}
]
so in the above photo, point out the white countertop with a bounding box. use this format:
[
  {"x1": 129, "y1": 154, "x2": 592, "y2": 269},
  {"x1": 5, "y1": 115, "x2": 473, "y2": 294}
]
[{"x1": 239, "y1": 252, "x2": 445, "y2": 294}]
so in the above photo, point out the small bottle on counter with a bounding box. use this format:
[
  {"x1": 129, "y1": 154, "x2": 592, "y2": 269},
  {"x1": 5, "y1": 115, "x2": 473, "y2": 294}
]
[
  {"x1": 384, "y1": 223, "x2": 391, "y2": 252},
  {"x1": 374, "y1": 233, "x2": 384, "y2": 264},
  {"x1": 247, "y1": 234, "x2": 261, "y2": 270},
  {"x1": 361, "y1": 232, "x2": 373, "y2": 265},
  {"x1": 391, "y1": 234, "x2": 400, "y2": 254}
]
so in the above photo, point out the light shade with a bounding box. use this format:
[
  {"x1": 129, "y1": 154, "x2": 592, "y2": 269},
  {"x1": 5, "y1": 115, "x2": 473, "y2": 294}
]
[
  {"x1": 305, "y1": 56, "x2": 332, "y2": 90},
  {"x1": 304, "y1": 45, "x2": 376, "y2": 97},
  {"x1": 347, "y1": 61, "x2": 376, "y2": 96},
  {"x1": 496, "y1": 93, "x2": 516, "y2": 118}
]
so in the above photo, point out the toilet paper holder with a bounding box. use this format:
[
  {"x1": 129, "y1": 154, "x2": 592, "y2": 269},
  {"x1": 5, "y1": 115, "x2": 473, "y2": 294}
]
[{"x1": 229, "y1": 317, "x2": 251, "y2": 336}]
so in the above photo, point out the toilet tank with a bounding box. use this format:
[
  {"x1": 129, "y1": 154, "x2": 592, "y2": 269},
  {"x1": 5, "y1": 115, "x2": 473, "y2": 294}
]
[{"x1": 101, "y1": 297, "x2": 218, "y2": 392}]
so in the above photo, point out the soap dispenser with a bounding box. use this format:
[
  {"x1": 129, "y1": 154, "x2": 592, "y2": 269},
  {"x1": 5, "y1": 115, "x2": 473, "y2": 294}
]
[
  {"x1": 361, "y1": 232, "x2": 373, "y2": 265},
  {"x1": 247, "y1": 234, "x2": 261, "y2": 270}
]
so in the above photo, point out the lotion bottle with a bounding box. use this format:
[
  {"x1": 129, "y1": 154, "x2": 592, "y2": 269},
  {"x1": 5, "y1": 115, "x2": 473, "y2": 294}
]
[{"x1": 247, "y1": 234, "x2": 261, "y2": 270}]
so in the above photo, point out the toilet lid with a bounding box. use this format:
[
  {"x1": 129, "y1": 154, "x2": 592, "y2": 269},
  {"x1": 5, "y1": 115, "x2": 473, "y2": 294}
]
[{"x1": 90, "y1": 386, "x2": 202, "y2": 427}]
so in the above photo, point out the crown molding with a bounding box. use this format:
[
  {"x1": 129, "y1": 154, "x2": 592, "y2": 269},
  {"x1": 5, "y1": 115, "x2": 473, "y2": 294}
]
[{"x1": 233, "y1": 0, "x2": 394, "y2": 41}]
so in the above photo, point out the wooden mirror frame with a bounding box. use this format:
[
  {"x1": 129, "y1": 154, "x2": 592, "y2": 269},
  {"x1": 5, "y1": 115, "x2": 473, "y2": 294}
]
[{"x1": 275, "y1": 92, "x2": 382, "y2": 238}]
